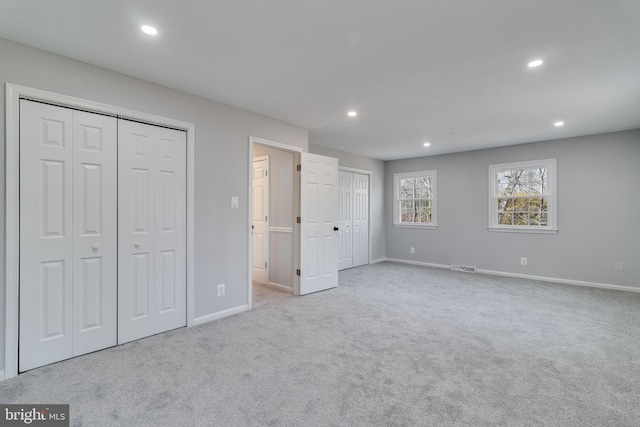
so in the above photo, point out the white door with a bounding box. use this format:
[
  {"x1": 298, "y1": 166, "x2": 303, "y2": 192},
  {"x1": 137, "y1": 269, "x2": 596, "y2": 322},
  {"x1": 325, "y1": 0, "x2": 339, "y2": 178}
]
[
  {"x1": 72, "y1": 110, "x2": 118, "y2": 356},
  {"x1": 19, "y1": 101, "x2": 117, "y2": 372},
  {"x1": 337, "y1": 171, "x2": 353, "y2": 270},
  {"x1": 352, "y1": 173, "x2": 369, "y2": 267},
  {"x1": 118, "y1": 120, "x2": 187, "y2": 344},
  {"x1": 299, "y1": 152, "x2": 339, "y2": 295},
  {"x1": 252, "y1": 156, "x2": 269, "y2": 284}
]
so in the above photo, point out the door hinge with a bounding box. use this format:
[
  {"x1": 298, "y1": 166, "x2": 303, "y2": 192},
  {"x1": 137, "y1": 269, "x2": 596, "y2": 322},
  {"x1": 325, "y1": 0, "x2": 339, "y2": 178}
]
[
  {"x1": 265, "y1": 170, "x2": 268, "y2": 176},
  {"x1": 296, "y1": 269, "x2": 301, "y2": 276},
  {"x1": 296, "y1": 216, "x2": 301, "y2": 224},
  {"x1": 265, "y1": 215, "x2": 268, "y2": 222},
  {"x1": 265, "y1": 262, "x2": 267, "y2": 268},
  {"x1": 297, "y1": 164, "x2": 301, "y2": 171}
]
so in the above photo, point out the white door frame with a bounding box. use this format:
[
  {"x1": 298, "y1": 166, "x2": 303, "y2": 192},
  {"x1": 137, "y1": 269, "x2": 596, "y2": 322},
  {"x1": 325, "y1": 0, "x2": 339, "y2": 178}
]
[
  {"x1": 4, "y1": 83, "x2": 196, "y2": 380},
  {"x1": 338, "y1": 166, "x2": 372, "y2": 266},
  {"x1": 247, "y1": 137, "x2": 302, "y2": 305}
]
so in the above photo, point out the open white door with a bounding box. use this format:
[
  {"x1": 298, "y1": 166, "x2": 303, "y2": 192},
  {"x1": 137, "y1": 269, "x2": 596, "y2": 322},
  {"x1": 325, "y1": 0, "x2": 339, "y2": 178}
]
[
  {"x1": 252, "y1": 156, "x2": 269, "y2": 284},
  {"x1": 299, "y1": 152, "x2": 339, "y2": 295}
]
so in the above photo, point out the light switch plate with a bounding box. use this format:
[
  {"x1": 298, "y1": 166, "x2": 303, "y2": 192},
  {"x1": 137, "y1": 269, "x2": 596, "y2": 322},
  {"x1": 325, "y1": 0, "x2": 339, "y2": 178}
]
[{"x1": 231, "y1": 197, "x2": 238, "y2": 208}]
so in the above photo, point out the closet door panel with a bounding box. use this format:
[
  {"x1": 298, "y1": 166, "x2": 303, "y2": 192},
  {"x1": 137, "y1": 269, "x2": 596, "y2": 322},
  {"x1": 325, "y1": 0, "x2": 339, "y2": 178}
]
[
  {"x1": 72, "y1": 110, "x2": 118, "y2": 355},
  {"x1": 337, "y1": 171, "x2": 353, "y2": 271},
  {"x1": 118, "y1": 121, "x2": 186, "y2": 343},
  {"x1": 118, "y1": 120, "x2": 156, "y2": 344},
  {"x1": 19, "y1": 100, "x2": 74, "y2": 371},
  {"x1": 154, "y1": 127, "x2": 187, "y2": 334},
  {"x1": 353, "y1": 173, "x2": 369, "y2": 267}
]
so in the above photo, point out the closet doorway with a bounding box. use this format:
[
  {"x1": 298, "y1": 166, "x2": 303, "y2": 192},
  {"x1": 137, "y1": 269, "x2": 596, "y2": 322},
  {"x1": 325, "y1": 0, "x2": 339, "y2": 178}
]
[
  {"x1": 337, "y1": 168, "x2": 371, "y2": 271},
  {"x1": 4, "y1": 84, "x2": 195, "y2": 379}
]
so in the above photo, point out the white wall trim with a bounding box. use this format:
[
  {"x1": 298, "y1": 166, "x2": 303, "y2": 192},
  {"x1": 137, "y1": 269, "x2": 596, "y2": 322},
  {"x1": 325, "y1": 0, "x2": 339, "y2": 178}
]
[
  {"x1": 266, "y1": 282, "x2": 293, "y2": 292},
  {"x1": 383, "y1": 258, "x2": 451, "y2": 270},
  {"x1": 477, "y1": 269, "x2": 640, "y2": 293},
  {"x1": 4, "y1": 83, "x2": 196, "y2": 380},
  {"x1": 369, "y1": 258, "x2": 387, "y2": 265},
  {"x1": 339, "y1": 166, "x2": 371, "y2": 175},
  {"x1": 0, "y1": 371, "x2": 5, "y2": 382},
  {"x1": 193, "y1": 304, "x2": 250, "y2": 326},
  {"x1": 251, "y1": 136, "x2": 303, "y2": 153},
  {"x1": 376, "y1": 257, "x2": 640, "y2": 294},
  {"x1": 269, "y1": 227, "x2": 293, "y2": 233}
]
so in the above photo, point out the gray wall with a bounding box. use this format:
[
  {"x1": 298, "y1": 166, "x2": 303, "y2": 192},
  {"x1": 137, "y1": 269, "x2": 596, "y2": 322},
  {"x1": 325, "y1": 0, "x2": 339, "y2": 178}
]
[
  {"x1": 385, "y1": 130, "x2": 640, "y2": 287},
  {"x1": 253, "y1": 145, "x2": 295, "y2": 289},
  {"x1": 0, "y1": 38, "x2": 308, "y2": 371},
  {"x1": 308, "y1": 145, "x2": 386, "y2": 262}
]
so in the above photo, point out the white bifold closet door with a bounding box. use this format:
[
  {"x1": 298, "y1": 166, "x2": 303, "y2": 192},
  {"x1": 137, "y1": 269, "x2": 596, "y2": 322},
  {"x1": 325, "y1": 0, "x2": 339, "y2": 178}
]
[
  {"x1": 117, "y1": 120, "x2": 187, "y2": 344},
  {"x1": 19, "y1": 100, "x2": 117, "y2": 372},
  {"x1": 337, "y1": 171, "x2": 369, "y2": 271},
  {"x1": 337, "y1": 172, "x2": 353, "y2": 270},
  {"x1": 352, "y1": 172, "x2": 369, "y2": 267}
]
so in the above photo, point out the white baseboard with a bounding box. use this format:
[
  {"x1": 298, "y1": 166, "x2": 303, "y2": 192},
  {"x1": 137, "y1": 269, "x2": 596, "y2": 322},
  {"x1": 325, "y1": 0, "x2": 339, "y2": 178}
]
[
  {"x1": 0, "y1": 371, "x2": 4, "y2": 382},
  {"x1": 384, "y1": 258, "x2": 451, "y2": 270},
  {"x1": 379, "y1": 257, "x2": 640, "y2": 294},
  {"x1": 193, "y1": 304, "x2": 250, "y2": 326},
  {"x1": 267, "y1": 282, "x2": 293, "y2": 293},
  {"x1": 369, "y1": 258, "x2": 387, "y2": 265},
  {"x1": 477, "y1": 269, "x2": 640, "y2": 294}
]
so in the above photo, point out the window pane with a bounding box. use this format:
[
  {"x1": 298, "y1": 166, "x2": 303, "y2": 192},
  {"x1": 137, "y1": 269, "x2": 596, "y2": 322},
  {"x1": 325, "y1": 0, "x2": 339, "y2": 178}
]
[
  {"x1": 498, "y1": 167, "x2": 548, "y2": 197},
  {"x1": 528, "y1": 212, "x2": 542, "y2": 226},
  {"x1": 540, "y1": 213, "x2": 548, "y2": 226},
  {"x1": 513, "y1": 198, "x2": 529, "y2": 211},
  {"x1": 499, "y1": 212, "x2": 513, "y2": 225},
  {"x1": 514, "y1": 212, "x2": 528, "y2": 225},
  {"x1": 400, "y1": 199, "x2": 432, "y2": 223},
  {"x1": 400, "y1": 178, "x2": 415, "y2": 199},
  {"x1": 529, "y1": 198, "x2": 543, "y2": 212}
]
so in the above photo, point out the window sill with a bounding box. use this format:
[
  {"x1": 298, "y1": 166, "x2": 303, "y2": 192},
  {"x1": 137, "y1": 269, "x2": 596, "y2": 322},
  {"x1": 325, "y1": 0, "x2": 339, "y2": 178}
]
[
  {"x1": 393, "y1": 223, "x2": 437, "y2": 230},
  {"x1": 487, "y1": 227, "x2": 557, "y2": 235}
]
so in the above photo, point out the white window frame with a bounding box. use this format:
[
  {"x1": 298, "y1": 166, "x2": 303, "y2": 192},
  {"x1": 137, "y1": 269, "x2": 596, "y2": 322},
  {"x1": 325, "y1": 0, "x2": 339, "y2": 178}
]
[
  {"x1": 488, "y1": 158, "x2": 557, "y2": 234},
  {"x1": 393, "y1": 170, "x2": 437, "y2": 229}
]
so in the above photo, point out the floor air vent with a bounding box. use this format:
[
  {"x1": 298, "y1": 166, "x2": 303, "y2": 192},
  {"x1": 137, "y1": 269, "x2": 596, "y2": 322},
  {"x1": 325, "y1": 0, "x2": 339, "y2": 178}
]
[{"x1": 451, "y1": 265, "x2": 476, "y2": 273}]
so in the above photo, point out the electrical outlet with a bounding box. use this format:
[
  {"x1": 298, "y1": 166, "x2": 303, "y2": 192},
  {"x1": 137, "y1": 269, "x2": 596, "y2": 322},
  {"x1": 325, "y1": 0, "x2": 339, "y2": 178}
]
[
  {"x1": 615, "y1": 262, "x2": 624, "y2": 272},
  {"x1": 410, "y1": 247, "x2": 415, "y2": 254},
  {"x1": 217, "y1": 283, "x2": 225, "y2": 296},
  {"x1": 231, "y1": 197, "x2": 239, "y2": 208},
  {"x1": 520, "y1": 257, "x2": 527, "y2": 266}
]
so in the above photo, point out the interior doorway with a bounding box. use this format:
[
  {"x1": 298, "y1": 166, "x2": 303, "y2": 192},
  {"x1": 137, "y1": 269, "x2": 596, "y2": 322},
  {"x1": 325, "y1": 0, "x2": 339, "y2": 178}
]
[{"x1": 250, "y1": 141, "x2": 297, "y2": 297}]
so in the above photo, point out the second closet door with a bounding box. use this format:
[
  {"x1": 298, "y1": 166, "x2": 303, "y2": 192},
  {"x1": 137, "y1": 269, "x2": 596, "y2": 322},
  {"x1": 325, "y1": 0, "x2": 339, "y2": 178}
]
[{"x1": 118, "y1": 120, "x2": 187, "y2": 344}]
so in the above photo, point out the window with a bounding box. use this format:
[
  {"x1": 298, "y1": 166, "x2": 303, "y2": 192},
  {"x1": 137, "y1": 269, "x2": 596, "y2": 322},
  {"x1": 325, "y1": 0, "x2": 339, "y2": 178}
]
[
  {"x1": 488, "y1": 159, "x2": 557, "y2": 233},
  {"x1": 393, "y1": 170, "x2": 437, "y2": 228}
]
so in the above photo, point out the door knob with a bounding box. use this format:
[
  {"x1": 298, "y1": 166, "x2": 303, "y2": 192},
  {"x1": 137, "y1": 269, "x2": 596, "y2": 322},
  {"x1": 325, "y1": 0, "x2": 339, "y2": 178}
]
[
  {"x1": 334, "y1": 227, "x2": 339, "y2": 231},
  {"x1": 134, "y1": 242, "x2": 141, "y2": 248},
  {"x1": 92, "y1": 244, "x2": 99, "y2": 252}
]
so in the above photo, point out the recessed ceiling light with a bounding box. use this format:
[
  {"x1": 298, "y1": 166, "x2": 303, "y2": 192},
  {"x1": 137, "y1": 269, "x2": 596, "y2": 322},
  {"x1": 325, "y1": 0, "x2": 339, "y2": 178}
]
[
  {"x1": 528, "y1": 59, "x2": 543, "y2": 68},
  {"x1": 141, "y1": 25, "x2": 158, "y2": 35},
  {"x1": 423, "y1": 142, "x2": 431, "y2": 147},
  {"x1": 347, "y1": 111, "x2": 357, "y2": 117},
  {"x1": 554, "y1": 121, "x2": 565, "y2": 127}
]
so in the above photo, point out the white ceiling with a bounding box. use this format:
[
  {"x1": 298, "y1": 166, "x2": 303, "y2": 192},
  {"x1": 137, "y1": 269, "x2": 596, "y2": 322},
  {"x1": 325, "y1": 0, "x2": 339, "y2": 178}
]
[{"x1": 1, "y1": 0, "x2": 639, "y2": 160}]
